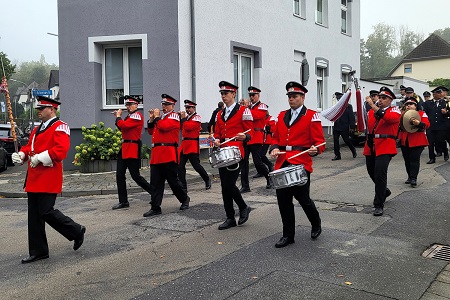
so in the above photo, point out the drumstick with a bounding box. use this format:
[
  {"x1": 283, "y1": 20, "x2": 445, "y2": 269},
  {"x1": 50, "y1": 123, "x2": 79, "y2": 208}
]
[
  {"x1": 279, "y1": 142, "x2": 326, "y2": 160},
  {"x1": 219, "y1": 129, "x2": 252, "y2": 146}
]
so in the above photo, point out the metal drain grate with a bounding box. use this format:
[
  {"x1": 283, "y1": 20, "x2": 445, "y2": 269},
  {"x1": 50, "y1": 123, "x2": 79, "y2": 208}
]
[{"x1": 422, "y1": 244, "x2": 450, "y2": 261}]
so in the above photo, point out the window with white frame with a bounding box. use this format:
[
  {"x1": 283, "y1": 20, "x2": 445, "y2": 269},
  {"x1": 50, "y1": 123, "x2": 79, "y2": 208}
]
[
  {"x1": 317, "y1": 67, "x2": 325, "y2": 109},
  {"x1": 294, "y1": 0, "x2": 300, "y2": 16},
  {"x1": 233, "y1": 52, "x2": 253, "y2": 101},
  {"x1": 104, "y1": 45, "x2": 143, "y2": 106},
  {"x1": 341, "y1": 1, "x2": 347, "y2": 34},
  {"x1": 404, "y1": 64, "x2": 412, "y2": 73},
  {"x1": 316, "y1": 0, "x2": 324, "y2": 24},
  {"x1": 341, "y1": 72, "x2": 349, "y2": 93}
]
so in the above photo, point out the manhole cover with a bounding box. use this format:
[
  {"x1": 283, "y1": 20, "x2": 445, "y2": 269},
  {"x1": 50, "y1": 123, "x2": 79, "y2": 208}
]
[{"x1": 422, "y1": 244, "x2": 450, "y2": 262}]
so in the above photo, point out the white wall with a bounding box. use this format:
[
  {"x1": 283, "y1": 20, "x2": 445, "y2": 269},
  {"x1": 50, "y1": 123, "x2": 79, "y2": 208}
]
[{"x1": 183, "y1": 0, "x2": 360, "y2": 125}]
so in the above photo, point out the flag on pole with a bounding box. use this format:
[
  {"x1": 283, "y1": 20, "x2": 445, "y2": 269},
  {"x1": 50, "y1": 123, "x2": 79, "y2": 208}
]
[
  {"x1": 322, "y1": 89, "x2": 352, "y2": 122},
  {"x1": 0, "y1": 77, "x2": 9, "y2": 94},
  {"x1": 355, "y1": 89, "x2": 366, "y2": 132}
]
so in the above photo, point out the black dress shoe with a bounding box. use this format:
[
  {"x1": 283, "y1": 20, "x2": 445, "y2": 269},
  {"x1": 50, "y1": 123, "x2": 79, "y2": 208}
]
[
  {"x1": 180, "y1": 196, "x2": 190, "y2": 210},
  {"x1": 445, "y1": 155, "x2": 449, "y2": 161},
  {"x1": 239, "y1": 187, "x2": 251, "y2": 193},
  {"x1": 311, "y1": 226, "x2": 322, "y2": 239},
  {"x1": 405, "y1": 178, "x2": 411, "y2": 184},
  {"x1": 331, "y1": 156, "x2": 341, "y2": 161},
  {"x1": 275, "y1": 237, "x2": 295, "y2": 248},
  {"x1": 385, "y1": 188, "x2": 391, "y2": 198},
  {"x1": 21, "y1": 254, "x2": 49, "y2": 264},
  {"x1": 253, "y1": 173, "x2": 263, "y2": 178},
  {"x1": 74, "y1": 225, "x2": 86, "y2": 251},
  {"x1": 427, "y1": 159, "x2": 435, "y2": 164},
  {"x1": 205, "y1": 178, "x2": 212, "y2": 190},
  {"x1": 266, "y1": 181, "x2": 273, "y2": 189},
  {"x1": 373, "y1": 207, "x2": 384, "y2": 216},
  {"x1": 352, "y1": 152, "x2": 357, "y2": 158},
  {"x1": 238, "y1": 206, "x2": 251, "y2": 225},
  {"x1": 410, "y1": 179, "x2": 417, "y2": 187},
  {"x1": 112, "y1": 202, "x2": 129, "y2": 210},
  {"x1": 143, "y1": 209, "x2": 162, "y2": 217},
  {"x1": 218, "y1": 218, "x2": 237, "y2": 230}
]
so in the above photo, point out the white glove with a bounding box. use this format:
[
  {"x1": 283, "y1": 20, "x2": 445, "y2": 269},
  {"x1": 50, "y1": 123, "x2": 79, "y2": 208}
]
[
  {"x1": 30, "y1": 151, "x2": 54, "y2": 168},
  {"x1": 30, "y1": 155, "x2": 40, "y2": 168},
  {"x1": 12, "y1": 152, "x2": 25, "y2": 164}
]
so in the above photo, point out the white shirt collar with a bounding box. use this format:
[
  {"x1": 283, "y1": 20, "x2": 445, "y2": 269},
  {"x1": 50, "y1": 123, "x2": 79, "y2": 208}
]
[
  {"x1": 42, "y1": 116, "x2": 57, "y2": 128},
  {"x1": 226, "y1": 102, "x2": 237, "y2": 112}
]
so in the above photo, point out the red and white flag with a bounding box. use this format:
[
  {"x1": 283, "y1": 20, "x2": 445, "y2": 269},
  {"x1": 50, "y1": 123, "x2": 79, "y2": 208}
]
[
  {"x1": 355, "y1": 89, "x2": 366, "y2": 132},
  {"x1": 0, "y1": 76, "x2": 9, "y2": 95},
  {"x1": 322, "y1": 89, "x2": 352, "y2": 122}
]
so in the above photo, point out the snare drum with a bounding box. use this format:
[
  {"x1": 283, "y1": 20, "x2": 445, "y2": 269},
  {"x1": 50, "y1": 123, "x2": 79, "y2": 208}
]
[
  {"x1": 268, "y1": 164, "x2": 308, "y2": 189},
  {"x1": 209, "y1": 146, "x2": 242, "y2": 168}
]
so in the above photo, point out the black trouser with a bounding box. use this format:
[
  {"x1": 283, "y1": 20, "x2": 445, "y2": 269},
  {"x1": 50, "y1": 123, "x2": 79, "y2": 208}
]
[
  {"x1": 261, "y1": 144, "x2": 273, "y2": 171},
  {"x1": 150, "y1": 162, "x2": 188, "y2": 211},
  {"x1": 178, "y1": 152, "x2": 210, "y2": 190},
  {"x1": 365, "y1": 154, "x2": 392, "y2": 208},
  {"x1": 427, "y1": 130, "x2": 448, "y2": 159},
  {"x1": 333, "y1": 129, "x2": 356, "y2": 158},
  {"x1": 116, "y1": 154, "x2": 152, "y2": 204},
  {"x1": 27, "y1": 192, "x2": 82, "y2": 256},
  {"x1": 435, "y1": 130, "x2": 450, "y2": 157},
  {"x1": 275, "y1": 172, "x2": 321, "y2": 238},
  {"x1": 219, "y1": 161, "x2": 248, "y2": 219},
  {"x1": 401, "y1": 145, "x2": 424, "y2": 181},
  {"x1": 240, "y1": 143, "x2": 270, "y2": 188}
]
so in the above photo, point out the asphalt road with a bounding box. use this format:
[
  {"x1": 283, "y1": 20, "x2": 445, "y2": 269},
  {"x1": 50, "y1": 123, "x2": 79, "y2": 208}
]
[{"x1": 0, "y1": 148, "x2": 449, "y2": 300}]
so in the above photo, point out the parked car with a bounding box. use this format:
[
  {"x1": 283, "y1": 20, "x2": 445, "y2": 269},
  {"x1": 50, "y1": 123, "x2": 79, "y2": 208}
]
[
  {"x1": 0, "y1": 124, "x2": 29, "y2": 165},
  {"x1": 0, "y1": 142, "x2": 7, "y2": 171}
]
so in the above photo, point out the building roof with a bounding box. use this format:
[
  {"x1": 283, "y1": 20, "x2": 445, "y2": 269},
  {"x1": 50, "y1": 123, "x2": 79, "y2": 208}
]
[{"x1": 388, "y1": 33, "x2": 450, "y2": 76}]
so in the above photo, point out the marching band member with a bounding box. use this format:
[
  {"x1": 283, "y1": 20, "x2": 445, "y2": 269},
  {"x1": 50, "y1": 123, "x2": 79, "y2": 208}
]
[
  {"x1": 143, "y1": 94, "x2": 190, "y2": 217},
  {"x1": 213, "y1": 81, "x2": 253, "y2": 230},
  {"x1": 364, "y1": 87, "x2": 401, "y2": 216},
  {"x1": 178, "y1": 99, "x2": 212, "y2": 191},
  {"x1": 12, "y1": 96, "x2": 85, "y2": 263},
  {"x1": 269, "y1": 81, "x2": 325, "y2": 248},
  {"x1": 398, "y1": 97, "x2": 430, "y2": 187},
  {"x1": 112, "y1": 95, "x2": 152, "y2": 210},
  {"x1": 240, "y1": 86, "x2": 272, "y2": 191},
  {"x1": 254, "y1": 110, "x2": 276, "y2": 178}
]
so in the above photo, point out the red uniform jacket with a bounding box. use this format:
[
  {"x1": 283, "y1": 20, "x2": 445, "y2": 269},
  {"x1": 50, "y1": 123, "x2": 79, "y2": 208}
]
[
  {"x1": 180, "y1": 113, "x2": 202, "y2": 155},
  {"x1": 248, "y1": 101, "x2": 268, "y2": 145},
  {"x1": 271, "y1": 107, "x2": 325, "y2": 173},
  {"x1": 214, "y1": 104, "x2": 253, "y2": 157},
  {"x1": 363, "y1": 106, "x2": 401, "y2": 156},
  {"x1": 148, "y1": 111, "x2": 180, "y2": 164},
  {"x1": 116, "y1": 111, "x2": 143, "y2": 159},
  {"x1": 20, "y1": 119, "x2": 70, "y2": 193},
  {"x1": 398, "y1": 111, "x2": 430, "y2": 147},
  {"x1": 263, "y1": 115, "x2": 277, "y2": 145}
]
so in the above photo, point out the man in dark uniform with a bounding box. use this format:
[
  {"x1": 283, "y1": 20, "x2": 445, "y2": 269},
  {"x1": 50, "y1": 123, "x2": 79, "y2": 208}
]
[
  {"x1": 240, "y1": 86, "x2": 272, "y2": 191},
  {"x1": 213, "y1": 81, "x2": 253, "y2": 230},
  {"x1": 207, "y1": 101, "x2": 224, "y2": 133},
  {"x1": 143, "y1": 94, "x2": 190, "y2": 217},
  {"x1": 422, "y1": 86, "x2": 450, "y2": 164},
  {"x1": 112, "y1": 95, "x2": 152, "y2": 210},
  {"x1": 331, "y1": 92, "x2": 357, "y2": 160},
  {"x1": 12, "y1": 96, "x2": 85, "y2": 263},
  {"x1": 178, "y1": 99, "x2": 212, "y2": 191},
  {"x1": 269, "y1": 81, "x2": 325, "y2": 248},
  {"x1": 363, "y1": 87, "x2": 401, "y2": 216}
]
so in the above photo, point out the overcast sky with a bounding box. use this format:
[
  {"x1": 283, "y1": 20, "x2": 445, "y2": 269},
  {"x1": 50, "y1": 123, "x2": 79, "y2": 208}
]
[{"x1": 1, "y1": 0, "x2": 449, "y2": 66}]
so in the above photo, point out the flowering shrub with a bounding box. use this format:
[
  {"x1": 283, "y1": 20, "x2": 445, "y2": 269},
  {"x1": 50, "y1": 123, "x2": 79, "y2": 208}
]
[{"x1": 72, "y1": 122, "x2": 122, "y2": 166}]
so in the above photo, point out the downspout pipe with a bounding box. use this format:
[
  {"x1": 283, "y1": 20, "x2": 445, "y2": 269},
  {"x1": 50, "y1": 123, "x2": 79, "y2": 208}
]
[{"x1": 190, "y1": 0, "x2": 196, "y2": 102}]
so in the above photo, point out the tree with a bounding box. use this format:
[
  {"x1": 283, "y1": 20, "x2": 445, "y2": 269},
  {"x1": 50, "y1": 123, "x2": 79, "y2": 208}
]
[
  {"x1": 433, "y1": 28, "x2": 450, "y2": 43},
  {"x1": 398, "y1": 26, "x2": 424, "y2": 57},
  {"x1": 428, "y1": 78, "x2": 450, "y2": 89},
  {"x1": 361, "y1": 23, "x2": 399, "y2": 78},
  {"x1": 0, "y1": 52, "x2": 16, "y2": 79}
]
